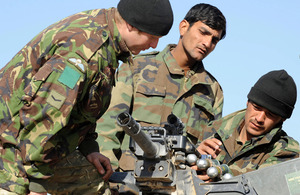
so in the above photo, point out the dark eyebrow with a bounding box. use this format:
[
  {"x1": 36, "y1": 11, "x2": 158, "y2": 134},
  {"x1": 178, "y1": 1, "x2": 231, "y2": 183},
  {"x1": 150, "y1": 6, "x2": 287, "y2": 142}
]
[
  {"x1": 199, "y1": 26, "x2": 211, "y2": 34},
  {"x1": 199, "y1": 26, "x2": 221, "y2": 42}
]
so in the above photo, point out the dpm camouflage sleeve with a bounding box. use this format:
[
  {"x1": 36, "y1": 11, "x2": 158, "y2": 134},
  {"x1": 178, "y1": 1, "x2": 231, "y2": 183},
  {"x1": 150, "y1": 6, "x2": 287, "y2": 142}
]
[
  {"x1": 96, "y1": 62, "x2": 134, "y2": 168},
  {"x1": 0, "y1": 47, "x2": 87, "y2": 194},
  {"x1": 0, "y1": 8, "x2": 122, "y2": 194}
]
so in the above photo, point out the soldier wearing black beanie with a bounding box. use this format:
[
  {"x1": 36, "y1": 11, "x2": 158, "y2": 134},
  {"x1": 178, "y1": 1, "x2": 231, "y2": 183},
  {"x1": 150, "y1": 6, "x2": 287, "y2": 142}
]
[
  {"x1": 117, "y1": 0, "x2": 174, "y2": 36},
  {"x1": 247, "y1": 69, "x2": 297, "y2": 119},
  {"x1": 195, "y1": 69, "x2": 299, "y2": 181}
]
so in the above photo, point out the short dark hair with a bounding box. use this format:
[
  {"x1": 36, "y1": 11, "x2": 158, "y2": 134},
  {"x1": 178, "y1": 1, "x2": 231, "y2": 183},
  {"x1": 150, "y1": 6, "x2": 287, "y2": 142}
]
[{"x1": 184, "y1": 3, "x2": 226, "y2": 39}]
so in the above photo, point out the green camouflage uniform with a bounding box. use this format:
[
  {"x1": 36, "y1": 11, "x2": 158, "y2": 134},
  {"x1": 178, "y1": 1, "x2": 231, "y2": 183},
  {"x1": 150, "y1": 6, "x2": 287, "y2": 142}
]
[
  {"x1": 204, "y1": 109, "x2": 300, "y2": 176},
  {"x1": 0, "y1": 8, "x2": 131, "y2": 194},
  {"x1": 97, "y1": 44, "x2": 224, "y2": 169}
]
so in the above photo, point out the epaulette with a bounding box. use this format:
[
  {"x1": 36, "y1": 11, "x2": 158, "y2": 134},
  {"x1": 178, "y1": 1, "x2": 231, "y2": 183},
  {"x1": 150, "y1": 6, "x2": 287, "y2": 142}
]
[{"x1": 133, "y1": 50, "x2": 160, "y2": 59}]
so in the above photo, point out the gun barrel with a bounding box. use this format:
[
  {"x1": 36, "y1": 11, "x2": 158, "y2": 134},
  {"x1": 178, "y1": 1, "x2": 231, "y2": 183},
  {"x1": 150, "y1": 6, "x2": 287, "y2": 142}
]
[{"x1": 117, "y1": 112, "x2": 158, "y2": 158}]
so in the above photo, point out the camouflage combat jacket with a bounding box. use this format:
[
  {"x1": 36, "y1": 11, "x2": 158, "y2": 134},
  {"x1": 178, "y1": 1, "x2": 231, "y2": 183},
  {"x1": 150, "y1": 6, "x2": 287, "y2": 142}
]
[
  {"x1": 205, "y1": 109, "x2": 300, "y2": 176},
  {"x1": 97, "y1": 44, "x2": 224, "y2": 168},
  {"x1": 0, "y1": 8, "x2": 131, "y2": 194}
]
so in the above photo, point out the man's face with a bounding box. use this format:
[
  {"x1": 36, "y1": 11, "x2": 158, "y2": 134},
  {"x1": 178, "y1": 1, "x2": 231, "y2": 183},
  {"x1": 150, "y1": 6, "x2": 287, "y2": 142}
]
[
  {"x1": 244, "y1": 101, "x2": 284, "y2": 138},
  {"x1": 125, "y1": 27, "x2": 161, "y2": 55},
  {"x1": 180, "y1": 20, "x2": 222, "y2": 61}
]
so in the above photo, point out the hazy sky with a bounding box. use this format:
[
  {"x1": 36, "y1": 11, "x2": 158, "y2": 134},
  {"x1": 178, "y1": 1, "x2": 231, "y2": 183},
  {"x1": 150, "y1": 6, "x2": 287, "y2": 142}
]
[{"x1": 1, "y1": 0, "x2": 299, "y2": 142}]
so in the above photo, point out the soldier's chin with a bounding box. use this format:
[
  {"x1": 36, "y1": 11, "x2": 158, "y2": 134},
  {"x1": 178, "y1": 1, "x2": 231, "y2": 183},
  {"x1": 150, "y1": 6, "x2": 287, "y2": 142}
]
[
  {"x1": 131, "y1": 49, "x2": 142, "y2": 55},
  {"x1": 247, "y1": 128, "x2": 264, "y2": 137}
]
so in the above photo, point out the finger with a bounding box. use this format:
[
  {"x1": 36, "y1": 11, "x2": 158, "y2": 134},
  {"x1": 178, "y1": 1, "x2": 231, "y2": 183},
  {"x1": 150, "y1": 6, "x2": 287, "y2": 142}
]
[
  {"x1": 201, "y1": 140, "x2": 222, "y2": 157},
  {"x1": 99, "y1": 156, "x2": 113, "y2": 181},
  {"x1": 190, "y1": 165, "x2": 198, "y2": 170},
  {"x1": 197, "y1": 174, "x2": 210, "y2": 181},
  {"x1": 197, "y1": 140, "x2": 218, "y2": 153},
  {"x1": 102, "y1": 163, "x2": 113, "y2": 181},
  {"x1": 205, "y1": 139, "x2": 221, "y2": 150},
  {"x1": 205, "y1": 147, "x2": 219, "y2": 158},
  {"x1": 197, "y1": 148, "x2": 208, "y2": 155},
  {"x1": 211, "y1": 138, "x2": 222, "y2": 146},
  {"x1": 94, "y1": 159, "x2": 106, "y2": 175},
  {"x1": 199, "y1": 142, "x2": 218, "y2": 156},
  {"x1": 86, "y1": 153, "x2": 105, "y2": 175}
]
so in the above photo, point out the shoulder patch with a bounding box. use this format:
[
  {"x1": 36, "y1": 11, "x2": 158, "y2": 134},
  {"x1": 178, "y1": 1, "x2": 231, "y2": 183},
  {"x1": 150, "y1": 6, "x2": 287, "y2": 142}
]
[
  {"x1": 134, "y1": 50, "x2": 160, "y2": 59},
  {"x1": 46, "y1": 90, "x2": 66, "y2": 110},
  {"x1": 68, "y1": 57, "x2": 85, "y2": 73},
  {"x1": 58, "y1": 66, "x2": 80, "y2": 89}
]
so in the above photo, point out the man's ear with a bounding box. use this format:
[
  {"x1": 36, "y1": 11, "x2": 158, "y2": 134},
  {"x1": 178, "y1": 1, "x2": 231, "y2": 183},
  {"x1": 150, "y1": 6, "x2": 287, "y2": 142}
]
[
  {"x1": 179, "y1": 19, "x2": 189, "y2": 37},
  {"x1": 246, "y1": 100, "x2": 250, "y2": 107},
  {"x1": 126, "y1": 23, "x2": 134, "y2": 32}
]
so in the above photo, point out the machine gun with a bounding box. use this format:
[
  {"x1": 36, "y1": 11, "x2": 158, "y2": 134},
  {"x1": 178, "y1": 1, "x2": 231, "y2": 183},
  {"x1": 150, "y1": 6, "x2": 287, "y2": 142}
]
[
  {"x1": 113, "y1": 112, "x2": 236, "y2": 194},
  {"x1": 115, "y1": 112, "x2": 202, "y2": 194},
  {"x1": 109, "y1": 112, "x2": 300, "y2": 194}
]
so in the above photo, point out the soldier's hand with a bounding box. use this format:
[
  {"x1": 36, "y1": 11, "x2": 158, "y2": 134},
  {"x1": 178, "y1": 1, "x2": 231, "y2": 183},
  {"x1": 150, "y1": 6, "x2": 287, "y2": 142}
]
[
  {"x1": 197, "y1": 138, "x2": 222, "y2": 158},
  {"x1": 86, "y1": 152, "x2": 113, "y2": 181},
  {"x1": 195, "y1": 171, "x2": 212, "y2": 183},
  {"x1": 190, "y1": 167, "x2": 212, "y2": 183}
]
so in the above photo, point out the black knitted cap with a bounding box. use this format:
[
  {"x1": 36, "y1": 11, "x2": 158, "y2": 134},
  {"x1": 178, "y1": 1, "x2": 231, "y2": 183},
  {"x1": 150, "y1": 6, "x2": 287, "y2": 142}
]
[
  {"x1": 117, "y1": 0, "x2": 173, "y2": 36},
  {"x1": 247, "y1": 70, "x2": 297, "y2": 118}
]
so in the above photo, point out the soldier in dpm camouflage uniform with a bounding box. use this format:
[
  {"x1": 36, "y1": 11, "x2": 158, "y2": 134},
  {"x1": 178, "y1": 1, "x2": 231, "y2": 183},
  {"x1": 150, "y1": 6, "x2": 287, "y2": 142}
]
[
  {"x1": 0, "y1": 0, "x2": 173, "y2": 194},
  {"x1": 196, "y1": 70, "x2": 300, "y2": 181},
  {"x1": 96, "y1": 4, "x2": 226, "y2": 192}
]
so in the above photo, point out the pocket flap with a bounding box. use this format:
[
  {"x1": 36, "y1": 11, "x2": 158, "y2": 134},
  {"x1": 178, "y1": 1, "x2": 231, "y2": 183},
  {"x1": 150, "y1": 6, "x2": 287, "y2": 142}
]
[
  {"x1": 193, "y1": 95, "x2": 214, "y2": 116},
  {"x1": 136, "y1": 83, "x2": 166, "y2": 97}
]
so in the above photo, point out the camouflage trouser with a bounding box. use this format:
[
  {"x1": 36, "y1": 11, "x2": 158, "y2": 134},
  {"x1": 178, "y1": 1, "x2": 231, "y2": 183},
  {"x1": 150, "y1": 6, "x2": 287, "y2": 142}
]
[{"x1": 34, "y1": 150, "x2": 111, "y2": 195}]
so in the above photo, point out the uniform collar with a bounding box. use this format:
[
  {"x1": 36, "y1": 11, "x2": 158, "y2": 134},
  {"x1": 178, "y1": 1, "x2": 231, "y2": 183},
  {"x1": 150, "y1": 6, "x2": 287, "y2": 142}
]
[
  {"x1": 160, "y1": 44, "x2": 214, "y2": 85},
  {"x1": 107, "y1": 8, "x2": 132, "y2": 65}
]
